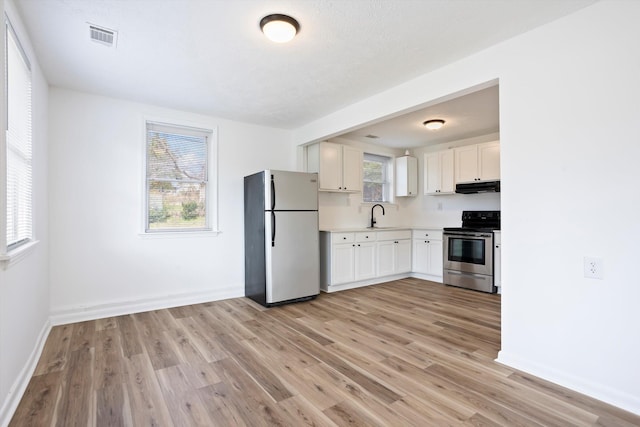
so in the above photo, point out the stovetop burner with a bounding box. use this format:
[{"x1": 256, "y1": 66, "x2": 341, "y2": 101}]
[{"x1": 444, "y1": 210, "x2": 500, "y2": 232}]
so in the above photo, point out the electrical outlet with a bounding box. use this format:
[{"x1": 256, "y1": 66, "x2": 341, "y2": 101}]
[{"x1": 584, "y1": 257, "x2": 604, "y2": 279}]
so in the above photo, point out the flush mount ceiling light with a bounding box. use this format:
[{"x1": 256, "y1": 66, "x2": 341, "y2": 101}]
[
  {"x1": 423, "y1": 119, "x2": 445, "y2": 130},
  {"x1": 260, "y1": 14, "x2": 300, "y2": 43}
]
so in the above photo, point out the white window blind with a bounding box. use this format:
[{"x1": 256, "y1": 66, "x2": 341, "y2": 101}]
[
  {"x1": 363, "y1": 153, "x2": 391, "y2": 203},
  {"x1": 145, "y1": 121, "x2": 211, "y2": 232},
  {"x1": 5, "y1": 19, "x2": 33, "y2": 251}
]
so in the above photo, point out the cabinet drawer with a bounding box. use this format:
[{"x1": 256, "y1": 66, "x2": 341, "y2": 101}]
[
  {"x1": 376, "y1": 230, "x2": 411, "y2": 241},
  {"x1": 331, "y1": 232, "x2": 354, "y2": 244},
  {"x1": 355, "y1": 232, "x2": 376, "y2": 242},
  {"x1": 412, "y1": 229, "x2": 443, "y2": 240}
]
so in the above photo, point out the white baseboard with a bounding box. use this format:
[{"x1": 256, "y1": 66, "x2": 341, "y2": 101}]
[
  {"x1": 321, "y1": 274, "x2": 412, "y2": 293},
  {"x1": 50, "y1": 286, "x2": 244, "y2": 325},
  {"x1": 409, "y1": 272, "x2": 443, "y2": 283},
  {"x1": 0, "y1": 319, "x2": 52, "y2": 427},
  {"x1": 496, "y1": 350, "x2": 640, "y2": 416}
]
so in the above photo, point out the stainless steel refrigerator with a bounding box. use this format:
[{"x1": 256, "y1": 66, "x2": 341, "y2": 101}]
[{"x1": 244, "y1": 170, "x2": 320, "y2": 307}]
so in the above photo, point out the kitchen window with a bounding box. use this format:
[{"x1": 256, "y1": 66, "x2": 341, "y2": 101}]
[
  {"x1": 2, "y1": 17, "x2": 33, "y2": 258},
  {"x1": 144, "y1": 121, "x2": 217, "y2": 233},
  {"x1": 363, "y1": 153, "x2": 391, "y2": 203}
]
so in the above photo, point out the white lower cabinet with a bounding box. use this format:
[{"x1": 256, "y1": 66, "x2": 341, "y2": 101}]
[
  {"x1": 331, "y1": 242, "x2": 355, "y2": 284},
  {"x1": 320, "y1": 229, "x2": 412, "y2": 292},
  {"x1": 412, "y1": 229, "x2": 443, "y2": 280},
  {"x1": 376, "y1": 230, "x2": 412, "y2": 277}
]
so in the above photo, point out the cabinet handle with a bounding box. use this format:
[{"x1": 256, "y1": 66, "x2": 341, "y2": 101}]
[
  {"x1": 495, "y1": 245, "x2": 500, "y2": 248},
  {"x1": 357, "y1": 244, "x2": 361, "y2": 247},
  {"x1": 343, "y1": 237, "x2": 346, "y2": 240}
]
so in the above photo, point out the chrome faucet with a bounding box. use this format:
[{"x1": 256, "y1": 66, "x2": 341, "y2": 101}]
[{"x1": 370, "y1": 204, "x2": 385, "y2": 228}]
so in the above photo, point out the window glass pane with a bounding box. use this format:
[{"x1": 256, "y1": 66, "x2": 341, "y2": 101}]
[
  {"x1": 147, "y1": 181, "x2": 207, "y2": 230},
  {"x1": 363, "y1": 153, "x2": 390, "y2": 203},
  {"x1": 5, "y1": 22, "x2": 33, "y2": 250},
  {"x1": 145, "y1": 122, "x2": 211, "y2": 232}
]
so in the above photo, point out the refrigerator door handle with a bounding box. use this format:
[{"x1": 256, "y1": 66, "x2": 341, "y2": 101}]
[
  {"x1": 270, "y1": 174, "x2": 276, "y2": 211},
  {"x1": 271, "y1": 211, "x2": 276, "y2": 247}
]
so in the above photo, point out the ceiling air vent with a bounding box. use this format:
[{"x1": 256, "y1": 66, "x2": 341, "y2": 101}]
[{"x1": 89, "y1": 24, "x2": 117, "y2": 47}]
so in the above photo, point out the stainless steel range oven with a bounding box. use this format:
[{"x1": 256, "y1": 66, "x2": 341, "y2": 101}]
[{"x1": 443, "y1": 211, "x2": 500, "y2": 293}]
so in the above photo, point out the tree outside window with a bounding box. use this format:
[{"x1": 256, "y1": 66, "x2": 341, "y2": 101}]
[{"x1": 363, "y1": 153, "x2": 391, "y2": 203}]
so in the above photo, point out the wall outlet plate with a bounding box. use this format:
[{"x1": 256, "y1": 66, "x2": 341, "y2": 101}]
[{"x1": 584, "y1": 256, "x2": 604, "y2": 279}]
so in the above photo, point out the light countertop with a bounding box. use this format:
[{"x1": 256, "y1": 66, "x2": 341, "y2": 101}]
[{"x1": 320, "y1": 226, "x2": 443, "y2": 232}]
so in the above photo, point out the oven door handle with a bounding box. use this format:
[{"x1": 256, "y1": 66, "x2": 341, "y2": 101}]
[
  {"x1": 444, "y1": 232, "x2": 492, "y2": 238},
  {"x1": 446, "y1": 270, "x2": 489, "y2": 279}
]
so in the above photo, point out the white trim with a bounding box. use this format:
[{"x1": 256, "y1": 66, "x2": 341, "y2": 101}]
[
  {"x1": 140, "y1": 115, "x2": 219, "y2": 235},
  {"x1": 0, "y1": 319, "x2": 51, "y2": 427},
  {"x1": 0, "y1": 239, "x2": 39, "y2": 270},
  {"x1": 137, "y1": 230, "x2": 221, "y2": 239},
  {"x1": 49, "y1": 286, "x2": 243, "y2": 326},
  {"x1": 496, "y1": 351, "x2": 640, "y2": 416},
  {"x1": 410, "y1": 272, "x2": 443, "y2": 283},
  {"x1": 321, "y1": 273, "x2": 411, "y2": 293}
]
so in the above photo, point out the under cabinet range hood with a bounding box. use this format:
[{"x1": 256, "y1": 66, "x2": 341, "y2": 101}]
[{"x1": 455, "y1": 181, "x2": 500, "y2": 194}]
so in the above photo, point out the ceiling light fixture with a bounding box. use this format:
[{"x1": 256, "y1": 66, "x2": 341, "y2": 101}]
[
  {"x1": 260, "y1": 14, "x2": 300, "y2": 43},
  {"x1": 423, "y1": 119, "x2": 445, "y2": 130}
]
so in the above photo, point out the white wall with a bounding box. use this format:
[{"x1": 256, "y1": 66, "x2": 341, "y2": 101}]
[
  {"x1": 294, "y1": 1, "x2": 640, "y2": 415},
  {"x1": 48, "y1": 89, "x2": 295, "y2": 321},
  {"x1": 0, "y1": 0, "x2": 50, "y2": 423}
]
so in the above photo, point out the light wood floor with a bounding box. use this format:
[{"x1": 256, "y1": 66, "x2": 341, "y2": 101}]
[{"x1": 10, "y1": 278, "x2": 640, "y2": 426}]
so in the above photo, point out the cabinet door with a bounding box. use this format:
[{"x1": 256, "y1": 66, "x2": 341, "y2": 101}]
[
  {"x1": 427, "y1": 240, "x2": 443, "y2": 277},
  {"x1": 424, "y1": 153, "x2": 440, "y2": 195},
  {"x1": 332, "y1": 243, "x2": 355, "y2": 285},
  {"x1": 396, "y1": 156, "x2": 417, "y2": 197},
  {"x1": 454, "y1": 145, "x2": 479, "y2": 184},
  {"x1": 478, "y1": 141, "x2": 500, "y2": 181},
  {"x1": 355, "y1": 242, "x2": 376, "y2": 280},
  {"x1": 395, "y1": 240, "x2": 412, "y2": 274},
  {"x1": 319, "y1": 142, "x2": 343, "y2": 190},
  {"x1": 439, "y1": 150, "x2": 455, "y2": 193},
  {"x1": 413, "y1": 240, "x2": 429, "y2": 274},
  {"x1": 342, "y1": 146, "x2": 363, "y2": 192},
  {"x1": 376, "y1": 240, "x2": 395, "y2": 277}
]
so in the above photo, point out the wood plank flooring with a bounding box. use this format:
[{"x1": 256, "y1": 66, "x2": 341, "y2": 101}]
[{"x1": 9, "y1": 278, "x2": 640, "y2": 426}]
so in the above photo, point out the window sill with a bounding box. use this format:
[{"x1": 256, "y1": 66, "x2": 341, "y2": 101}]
[
  {"x1": 138, "y1": 230, "x2": 222, "y2": 239},
  {"x1": 0, "y1": 240, "x2": 40, "y2": 270}
]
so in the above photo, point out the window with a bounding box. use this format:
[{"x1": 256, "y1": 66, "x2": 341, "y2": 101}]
[
  {"x1": 145, "y1": 121, "x2": 214, "y2": 232},
  {"x1": 4, "y1": 18, "x2": 32, "y2": 253},
  {"x1": 363, "y1": 153, "x2": 391, "y2": 203}
]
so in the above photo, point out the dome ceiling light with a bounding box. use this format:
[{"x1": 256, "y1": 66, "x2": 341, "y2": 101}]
[
  {"x1": 423, "y1": 119, "x2": 445, "y2": 130},
  {"x1": 260, "y1": 14, "x2": 300, "y2": 43}
]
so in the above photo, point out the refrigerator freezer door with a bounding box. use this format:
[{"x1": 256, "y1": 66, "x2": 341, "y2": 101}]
[
  {"x1": 265, "y1": 211, "x2": 320, "y2": 303},
  {"x1": 265, "y1": 170, "x2": 318, "y2": 211}
]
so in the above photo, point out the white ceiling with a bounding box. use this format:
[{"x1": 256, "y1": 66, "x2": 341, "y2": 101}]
[
  {"x1": 16, "y1": 0, "x2": 595, "y2": 140},
  {"x1": 340, "y1": 84, "x2": 500, "y2": 148}
]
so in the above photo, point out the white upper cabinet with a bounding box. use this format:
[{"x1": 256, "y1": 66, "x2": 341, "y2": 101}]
[
  {"x1": 454, "y1": 141, "x2": 500, "y2": 184},
  {"x1": 307, "y1": 142, "x2": 362, "y2": 192},
  {"x1": 395, "y1": 155, "x2": 418, "y2": 197},
  {"x1": 341, "y1": 145, "x2": 363, "y2": 192},
  {"x1": 424, "y1": 150, "x2": 455, "y2": 195}
]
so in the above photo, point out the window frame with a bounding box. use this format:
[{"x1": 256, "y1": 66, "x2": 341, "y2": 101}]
[
  {"x1": 141, "y1": 119, "x2": 219, "y2": 236},
  {"x1": 1, "y1": 14, "x2": 36, "y2": 267},
  {"x1": 362, "y1": 152, "x2": 393, "y2": 204}
]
